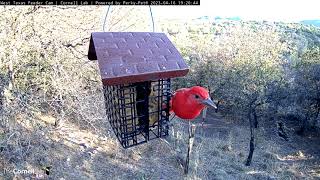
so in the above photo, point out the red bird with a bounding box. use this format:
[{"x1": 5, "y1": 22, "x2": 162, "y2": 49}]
[
  {"x1": 170, "y1": 86, "x2": 217, "y2": 119},
  {"x1": 169, "y1": 86, "x2": 217, "y2": 174}
]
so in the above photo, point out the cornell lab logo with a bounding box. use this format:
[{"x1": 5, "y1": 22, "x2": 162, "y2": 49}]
[
  {"x1": 3, "y1": 167, "x2": 44, "y2": 178},
  {"x1": 3, "y1": 167, "x2": 35, "y2": 174}
]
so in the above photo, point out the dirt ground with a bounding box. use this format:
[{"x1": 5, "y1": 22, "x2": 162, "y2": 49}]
[{"x1": 1, "y1": 109, "x2": 320, "y2": 180}]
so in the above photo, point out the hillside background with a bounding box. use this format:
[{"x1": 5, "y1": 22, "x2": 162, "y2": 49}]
[{"x1": 0, "y1": 6, "x2": 319, "y2": 179}]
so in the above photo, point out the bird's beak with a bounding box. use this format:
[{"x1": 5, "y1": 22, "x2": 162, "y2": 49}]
[{"x1": 201, "y1": 97, "x2": 217, "y2": 109}]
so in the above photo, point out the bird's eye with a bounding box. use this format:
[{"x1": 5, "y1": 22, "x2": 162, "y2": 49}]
[{"x1": 195, "y1": 95, "x2": 200, "y2": 99}]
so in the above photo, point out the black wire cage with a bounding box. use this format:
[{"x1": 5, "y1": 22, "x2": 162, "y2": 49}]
[
  {"x1": 88, "y1": 32, "x2": 189, "y2": 148},
  {"x1": 104, "y1": 79, "x2": 171, "y2": 148}
]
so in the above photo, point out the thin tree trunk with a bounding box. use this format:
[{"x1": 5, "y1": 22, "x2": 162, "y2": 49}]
[
  {"x1": 215, "y1": 100, "x2": 221, "y2": 113},
  {"x1": 253, "y1": 110, "x2": 258, "y2": 128},
  {"x1": 245, "y1": 107, "x2": 255, "y2": 166}
]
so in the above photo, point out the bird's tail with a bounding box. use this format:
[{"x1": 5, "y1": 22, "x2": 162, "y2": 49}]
[{"x1": 161, "y1": 99, "x2": 173, "y2": 114}]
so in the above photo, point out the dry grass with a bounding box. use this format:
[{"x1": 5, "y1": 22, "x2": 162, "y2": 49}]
[{"x1": 1, "y1": 107, "x2": 320, "y2": 179}]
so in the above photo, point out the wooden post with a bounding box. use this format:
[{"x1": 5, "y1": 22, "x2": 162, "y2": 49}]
[{"x1": 185, "y1": 121, "x2": 196, "y2": 174}]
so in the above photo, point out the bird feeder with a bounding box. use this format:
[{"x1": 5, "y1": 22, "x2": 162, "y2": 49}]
[{"x1": 88, "y1": 32, "x2": 189, "y2": 148}]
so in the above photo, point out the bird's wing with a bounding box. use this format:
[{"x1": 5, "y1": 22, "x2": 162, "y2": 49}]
[{"x1": 170, "y1": 88, "x2": 189, "y2": 113}]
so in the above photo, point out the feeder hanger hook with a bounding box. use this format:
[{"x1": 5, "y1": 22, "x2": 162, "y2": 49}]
[{"x1": 103, "y1": 5, "x2": 155, "y2": 32}]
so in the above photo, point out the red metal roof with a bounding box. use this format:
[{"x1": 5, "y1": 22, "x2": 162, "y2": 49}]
[{"x1": 88, "y1": 32, "x2": 189, "y2": 86}]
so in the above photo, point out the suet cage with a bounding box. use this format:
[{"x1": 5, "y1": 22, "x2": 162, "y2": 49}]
[{"x1": 88, "y1": 32, "x2": 189, "y2": 148}]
